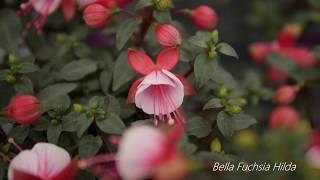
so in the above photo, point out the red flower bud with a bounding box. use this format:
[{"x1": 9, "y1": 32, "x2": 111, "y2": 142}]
[
  {"x1": 282, "y1": 48, "x2": 317, "y2": 68},
  {"x1": 156, "y1": 24, "x2": 181, "y2": 47},
  {"x1": 5, "y1": 95, "x2": 42, "y2": 125},
  {"x1": 83, "y1": 3, "x2": 112, "y2": 28},
  {"x1": 269, "y1": 106, "x2": 300, "y2": 130},
  {"x1": 278, "y1": 24, "x2": 301, "y2": 48},
  {"x1": 274, "y1": 85, "x2": 298, "y2": 105},
  {"x1": 249, "y1": 43, "x2": 273, "y2": 63},
  {"x1": 191, "y1": 5, "x2": 218, "y2": 31}
]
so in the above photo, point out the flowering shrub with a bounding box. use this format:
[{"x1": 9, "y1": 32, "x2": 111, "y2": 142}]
[{"x1": 0, "y1": 0, "x2": 319, "y2": 180}]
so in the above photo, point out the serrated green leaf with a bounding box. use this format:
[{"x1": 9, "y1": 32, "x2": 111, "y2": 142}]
[
  {"x1": 116, "y1": 18, "x2": 142, "y2": 50},
  {"x1": 112, "y1": 51, "x2": 135, "y2": 91},
  {"x1": 59, "y1": 60, "x2": 97, "y2": 81},
  {"x1": 194, "y1": 54, "x2": 218, "y2": 88},
  {"x1": 96, "y1": 112, "x2": 126, "y2": 134},
  {"x1": 186, "y1": 116, "x2": 211, "y2": 138},
  {"x1": 79, "y1": 135, "x2": 102, "y2": 158},
  {"x1": 217, "y1": 42, "x2": 239, "y2": 59},
  {"x1": 203, "y1": 98, "x2": 223, "y2": 110}
]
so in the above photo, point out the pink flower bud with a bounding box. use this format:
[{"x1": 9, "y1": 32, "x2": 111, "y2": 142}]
[
  {"x1": 156, "y1": 24, "x2": 181, "y2": 47},
  {"x1": 191, "y1": 5, "x2": 218, "y2": 31},
  {"x1": 249, "y1": 43, "x2": 273, "y2": 63},
  {"x1": 274, "y1": 85, "x2": 298, "y2": 105},
  {"x1": 5, "y1": 95, "x2": 42, "y2": 125},
  {"x1": 269, "y1": 106, "x2": 300, "y2": 130},
  {"x1": 267, "y1": 66, "x2": 287, "y2": 83},
  {"x1": 83, "y1": 3, "x2": 112, "y2": 28}
]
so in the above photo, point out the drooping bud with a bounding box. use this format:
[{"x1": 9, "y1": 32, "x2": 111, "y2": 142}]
[
  {"x1": 191, "y1": 5, "x2": 218, "y2": 31},
  {"x1": 269, "y1": 106, "x2": 300, "y2": 130},
  {"x1": 156, "y1": 24, "x2": 181, "y2": 47},
  {"x1": 83, "y1": 3, "x2": 112, "y2": 28},
  {"x1": 5, "y1": 95, "x2": 42, "y2": 125},
  {"x1": 249, "y1": 43, "x2": 273, "y2": 63},
  {"x1": 274, "y1": 85, "x2": 298, "y2": 105},
  {"x1": 154, "y1": 0, "x2": 173, "y2": 11}
]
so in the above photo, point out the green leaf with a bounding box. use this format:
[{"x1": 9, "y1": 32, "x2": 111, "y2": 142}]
[
  {"x1": 211, "y1": 64, "x2": 238, "y2": 89},
  {"x1": 100, "y1": 70, "x2": 112, "y2": 94},
  {"x1": 189, "y1": 31, "x2": 211, "y2": 48},
  {"x1": 9, "y1": 125, "x2": 29, "y2": 144},
  {"x1": 47, "y1": 123, "x2": 62, "y2": 144},
  {"x1": 106, "y1": 95, "x2": 121, "y2": 115},
  {"x1": 14, "y1": 76, "x2": 33, "y2": 94},
  {"x1": 186, "y1": 116, "x2": 211, "y2": 138},
  {"x1": 79, "y1": 135, "x2": 102, "y2": 158},
  {"x1": 203, "y1": 98, "x2": 223, "y2": 110},
  {"x1": 112, "y1": 51, "x2": 135, "y2": 91},
  {"x1": 194, "y1": 54, "x2": 218, "y2": 88},
  {"x1": 59, "y1": 60, "x2": 97, "y2": 81},
  {"x1": 0, "y1": 70, "x2": 9, "y2": 81},
  {"x1": 62, "y1": 112, "x2": 80, "y2": 132},
  {"x1": 217, "y1": 112, "x2": 235, "y2": 139},
  {"x1": 217, "y1": 42, "x2": 239, "y2": 59},
  {"x1": 18, "y1": 62, "x2": 39, "y2": 74},
  {"x1": 0, "y1": 9, "x2": 22, "y2": 52},
  {"x1": 96, "y1": 112, "x2": 126, "y2": 134},
  {"x1": 38, "y1": 83, "x2": 77, "y2": 110},
  {"x1": 232, "y1": 113, "x2": 257, "y2": 130},
  {"x1": 77, "y1": 115, "x2": 94, "y2": 137},
  {"x1": 179, "y1": 135, "x2": 197, "y2": 155},
  {"x1": 0, "y1": 159, "x2": 7, "y2": 180},
  {"x1": 135, "y1": 0, "x2": 153, "y2": 10},
  {"x1": 116, "y1": 18, "x2": 142, "y2": 50},
  {"x1": 267, "y1": 53, "x2": 299, "y2": 73},
  {"x1": 153, "y1": 11, "x2": 172, "y2": 23},
  {"x1": 45, "y1": 95, "x2": 71, "y2": 111},
  {"x1": 32, "y1": 117, "x2": 49, "y2": 131}
]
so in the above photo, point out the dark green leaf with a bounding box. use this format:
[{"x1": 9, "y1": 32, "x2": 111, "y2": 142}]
[
  {"x1": 59, "y1": 60, "x2": 97, "y2": 81},
  {"x1": 32, "y1": 117, "x2": 49, "y2": 131},
  {"x1": 112, "y1": 51, "x2": 135, "y2": 91},
  {"x1": 179, "y1": 135, "x2": 197, "y2": 155},
  {"x1": 14, "y1": 76, "x2": 33, "y2": 94},
  {"x1": 79, "y1": 135, "x2": 102, "y2": 158},
  {"x1": 38, "y1": 83, "x2": 77, "y2": 110},
  {"x1": 203, "y1": 98, "x2": 223, "y2": 110},
  {"x1": 267, "y1": 53, "x2": 299, "y2": 73},
  {"x1": 96, "y1": 112, "x2": 126, "y2": 134},
  {"x1": 232, "y1": 113, "x2": 257, "y2": 130},
  {"x1": 186, "y1": 116, "x2": 211, "y2": 138},
  {"x1": 106, "y1": 95, "x2": 121, "y2": 115},
  {"x1": 217, "y1": 111, "x2": 235, "y2": 138},
  {"x1": 9, "y1": 125, "x2": 30, "y2": 144},
  {"x1": 189, "y1": 31, "x2": 211, "y2": 48},
  {"x1": 18, "y1": 62, "x2": 39, "y2": 73},
  {"x1": 100, "y1": 70, "x2": 112, "y2": 94},
  {"x1": 62, "y1": 112, "x2": 80, "y2": 132},
  {"x1": 194, "y1": 54, "x2": 218, "y2": 88},
  {"x1": 0, "y1": 9, "x2": 22, "y2": 52},
  {"x1": 47, "y1": 123, "x2": 62, "y2": 144},
  {"x1": 217, "y1": 42, "x2": 239, "y2": 59},
  {"x1": 77, "y1": 115, "x2": 94, "y2": 137},
  {"x1": 116, "y1": 18, "x2": 142, "y2": 50},
  {"x1": 153, "y1": 11, "x2": 172, "y2": 23},
  {"x1": 135, "y1": 0, "x2": 153, "y2": 10},
  {"x1": 45, "y1": 95, "x2": 71, "y2": 111}
]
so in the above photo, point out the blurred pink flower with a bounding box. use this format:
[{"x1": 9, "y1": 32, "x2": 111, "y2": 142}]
[
  {"x1": 127, "y1": 47, "x2": 195, "y2": 125},
  {"x1": 8, "y1": 143, "x2": 78, "y2": 180}
]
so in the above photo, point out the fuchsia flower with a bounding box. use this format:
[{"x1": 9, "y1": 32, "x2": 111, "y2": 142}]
[
  {"x1": 127, "y1": 47, "x2": 195, "y2": 125},
  {"x1": 5, "y1": 94, "x2": 42, "y2": 125},
  {"x1": 18, "y1": 0, "x2": 76, "y2": 33},
  {"x1": 156, "y1": 24, "x2": 181, "y2": 47},
  {"x1": 191, "y1": 5, "x2": 218, "y2": 31},
  {"x1": 8, "y1": 143, "x2": 78, "y2": 180},
  {"x1": 250, "y1": 24, "x2": 317, "y2": 83},
  {"x1": 83, "y1": 3, "x2": 112, "y2": 28}
]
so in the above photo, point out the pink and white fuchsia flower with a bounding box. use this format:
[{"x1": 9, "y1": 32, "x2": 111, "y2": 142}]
[
  {"x1": 8, "y1": 142, "x2": 78, "y2": 180},
  {"x1": 18, "y1": 0, "x2": 77, "y2": 33},
  {"x1": 127, "y1": 47, "x2": 195, "y2": 125}
]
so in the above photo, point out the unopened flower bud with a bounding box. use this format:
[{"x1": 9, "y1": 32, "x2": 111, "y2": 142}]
[
  {"x1": 269, "y1": 106, "x2": 300, "y2": 130},
  {"x1": 191, "y1": 5, "x2": 218, "y2": 31},
  {"x1": 230, "y1": 106, "x2": 241, "y2": 114},
  {"x1": 239, "y1": 98, "x2": 247, "y2": 106},
  {"x1": 210, "y1": 138, "x2": 221, "y2": 153},
  {"x1": 274, "y1": 85, "x2": 298, "y2": 105},
  {"x1": 9, "y1": 54, "x2": 17, "y2": 65},
  {"x1": 156, "y1": 24, "x2": 181, "y2": 47},
  {"x1": 5, "y1": 95, "x2": 42, "y2": 125},
  {"x1": 219, "y1": 86, "x2": 228, "y2": 98},
  {"x1": 74, "y1": 104, "x2": 85, "y2": 113},
  {"x1": 83, "y1": 3, "x2": 112, "y2": 28},
  {"x1": 208, "y1": 49, "x2": 217, "y2": 59}
]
